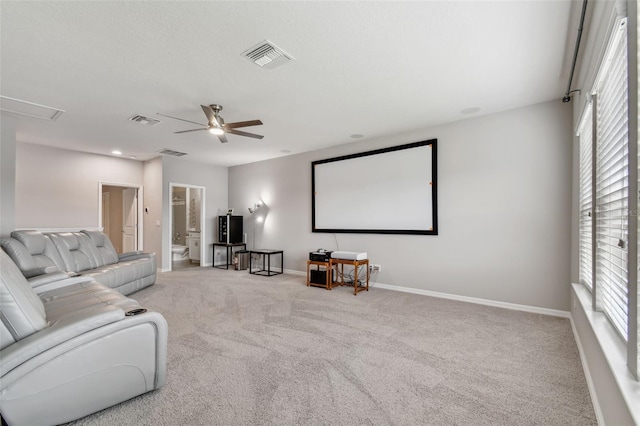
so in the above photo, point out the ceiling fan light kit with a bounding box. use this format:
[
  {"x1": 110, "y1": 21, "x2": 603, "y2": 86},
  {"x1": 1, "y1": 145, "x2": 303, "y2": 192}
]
[{"x1": 157, "y1": 104, "x2": 264, "y2": 143}]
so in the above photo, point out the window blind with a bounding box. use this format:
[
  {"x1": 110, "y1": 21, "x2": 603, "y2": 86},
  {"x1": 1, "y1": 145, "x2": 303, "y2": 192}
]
[
  {"x1": 578, "y1": 105, "x2": 593, "y2": 290},
  {"x1": 594, "y1": 18, "x2": 629, "y2": 340}
]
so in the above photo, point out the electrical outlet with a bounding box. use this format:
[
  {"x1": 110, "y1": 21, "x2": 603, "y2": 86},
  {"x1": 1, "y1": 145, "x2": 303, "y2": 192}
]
[{"x1": 373, "y1": 264, "x2": 381, "y2": 272}]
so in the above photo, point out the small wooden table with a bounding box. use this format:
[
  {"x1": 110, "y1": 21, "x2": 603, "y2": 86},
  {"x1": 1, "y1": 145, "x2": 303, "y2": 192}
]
[
  {"x1": 306, "y1": 260, "x2": 339, "y2": 290},
  {"x1": 330, "y1": 258, "x2": 369, "y2": 295}
]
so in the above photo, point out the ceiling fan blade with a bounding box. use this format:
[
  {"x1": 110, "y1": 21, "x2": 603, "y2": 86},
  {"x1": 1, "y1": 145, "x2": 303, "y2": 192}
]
[
  {"x1": 175, "y1": 128, "x2": 209, "y2": 134},
  {"x1": 217, "y1": 133, "x2": 228, "y2": 143},
  {"x1": 227, "y1": 129, "x2": 264, "y2": 139},
  {"x1": 200, "y1": 105, "x2": 217, "y2": 125},
  {"x1": 224, "y1": 120, "x2": 263, "y2": 129},
  {"x1": 156, "y1": 113, "x2": 205, "y2": 127}
]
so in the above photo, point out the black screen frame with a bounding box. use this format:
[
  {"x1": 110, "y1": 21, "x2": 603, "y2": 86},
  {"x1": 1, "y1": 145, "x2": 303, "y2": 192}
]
[{"x1": 311, "y1": 139, "x2": 438, "y2": 235}]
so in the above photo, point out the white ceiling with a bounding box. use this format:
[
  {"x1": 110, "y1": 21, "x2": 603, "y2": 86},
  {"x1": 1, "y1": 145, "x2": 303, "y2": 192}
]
[{"x1": 1, "y1": 1, "x2": 577, "y2": 167}]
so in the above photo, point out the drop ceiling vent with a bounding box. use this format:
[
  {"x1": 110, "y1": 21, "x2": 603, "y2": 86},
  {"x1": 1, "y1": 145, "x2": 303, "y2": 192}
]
[
  {"x1": 129, "y1": 114, "x2": 161, "y2": 126},
  {"x1": 158, "y1": 148, "x2": 187, "y2": 157},
  {"x1": 0, "y1": 95, "x2": 64, "y2": 121},
  {"x1": 242, "y1": 40, "x2": 293, "y2": 69}
]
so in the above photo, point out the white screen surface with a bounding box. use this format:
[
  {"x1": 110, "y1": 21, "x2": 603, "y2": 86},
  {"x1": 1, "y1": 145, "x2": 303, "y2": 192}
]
[{"x1": 312, "y1": 140, "x2": 437, "y2": 234}]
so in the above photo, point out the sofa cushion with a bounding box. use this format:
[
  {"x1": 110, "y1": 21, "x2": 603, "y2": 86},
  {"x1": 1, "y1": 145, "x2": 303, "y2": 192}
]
[
  {"x1": 48, "y1": 232, "x2": 100, "y2": 273},
  {"x1": 81, "y1": 230, "x2": 119, "y2": 266},
  {"x1": 0, "y1": 250, "x2": 47, "y2": 350},
  {"x1": 1, "y1": 231, "x2": 65, "y2": 273}
]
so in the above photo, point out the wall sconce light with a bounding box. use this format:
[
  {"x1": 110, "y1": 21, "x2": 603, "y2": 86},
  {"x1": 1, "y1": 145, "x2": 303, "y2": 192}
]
[{"x1": 248, "y1": 202, "x2": 263, "y2": 214}]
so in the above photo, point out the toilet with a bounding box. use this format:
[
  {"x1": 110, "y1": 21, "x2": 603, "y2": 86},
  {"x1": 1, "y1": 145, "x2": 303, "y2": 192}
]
[{"x1": 172, "y1": 245, "x2": 189, "y2": 261}]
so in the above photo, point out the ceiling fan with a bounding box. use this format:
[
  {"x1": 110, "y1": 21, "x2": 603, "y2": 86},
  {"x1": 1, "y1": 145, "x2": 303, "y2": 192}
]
[{"x1": 157, "y1": 104, "x2": 263, "y2": 143}]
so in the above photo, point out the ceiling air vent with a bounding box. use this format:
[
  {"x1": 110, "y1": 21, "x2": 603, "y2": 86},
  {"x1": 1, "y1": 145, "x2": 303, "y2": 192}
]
[
  {"x1": 242, "y1": 40, "x2": 293, "y2": 69},
  {"x1": 0, "y1": 95, "x2": 64, "y2": 121},
  {"x1": 129, "y1": 114, "x2": 161, "y2": 126},
  {"x1": 157, "y1": 148, "x2": 187, "y2": 157}
]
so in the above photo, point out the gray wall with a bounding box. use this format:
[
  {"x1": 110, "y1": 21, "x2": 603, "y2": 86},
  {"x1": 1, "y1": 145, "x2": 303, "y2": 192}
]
[
  {"x1": 15, "y1": 143, "x2": 144, "y2": 228},
  {"x1": 229, "y1": 100, "x2": 572, "y2": 311},
  {"x1": 161, "y1": 155, "x2": 228, "y2": 270},
  {"x1": 0, "y1": 114, "x2": 17, "y2": 237},
  {"x1": 143, "y1": 157, "x2": 163, "y2": 268}
]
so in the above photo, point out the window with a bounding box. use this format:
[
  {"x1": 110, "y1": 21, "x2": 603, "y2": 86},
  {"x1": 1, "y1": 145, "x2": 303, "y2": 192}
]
[
  {"x1": 578, "y1": 104, "x2": 593, "y2": 290},
  {"x1": 579, "y1": 15, "x2": 632, "y2": 357},
  {"x1": 593, "y1": 18, "x2": 629, "y2": 340}
]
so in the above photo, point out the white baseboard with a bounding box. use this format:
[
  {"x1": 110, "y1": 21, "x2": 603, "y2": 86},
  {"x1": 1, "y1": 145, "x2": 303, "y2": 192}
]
[
  {"x1": 286, "y1": 268, "x2": 568, "y2": 318},
  {"x1": 373, "y1": 282, "x2": 570, "y2": 318}
]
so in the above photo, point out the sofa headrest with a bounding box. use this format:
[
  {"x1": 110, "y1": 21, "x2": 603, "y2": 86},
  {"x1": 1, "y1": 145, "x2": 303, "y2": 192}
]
[
  {"x1": 81, "y1": 230, "x2": 107, "y2": 247},
  {"x1": 55, "y1": 233, "x2": 81, "y2": 251},
  {"x1": 12, "y1": 230, "x2": 47, "y2": 255},
  {"x1": 0, "y1": 250, "x2": 47, "y2": 350},
  {"x1": 80, "y1": 230, "x2": 118, "y2": 266}
]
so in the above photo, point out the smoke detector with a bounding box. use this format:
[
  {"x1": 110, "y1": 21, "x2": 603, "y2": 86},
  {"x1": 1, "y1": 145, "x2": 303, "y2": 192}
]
[{"x1": 242, "y1": 40, "x2": 293, "y2": 69}]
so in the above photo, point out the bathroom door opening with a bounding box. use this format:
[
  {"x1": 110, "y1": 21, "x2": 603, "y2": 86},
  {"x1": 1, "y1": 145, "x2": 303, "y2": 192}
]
[{"x1": 169, "y1": 183, "x2": 205, "y2": 271}]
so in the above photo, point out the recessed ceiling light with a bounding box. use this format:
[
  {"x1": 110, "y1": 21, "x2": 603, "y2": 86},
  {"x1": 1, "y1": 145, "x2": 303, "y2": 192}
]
[
  {"x1": 350, "y1": 134, "x2": 364, "y2": 139},
  {"x1": 461, "y1": 107, "x2": 481, "y2": 115},
  {"x1": 129, "y1": 155, "x2": 137, "y2": 159},
  {"x1": 112, "y1": 150, "x2": 122, "y2": 155}
]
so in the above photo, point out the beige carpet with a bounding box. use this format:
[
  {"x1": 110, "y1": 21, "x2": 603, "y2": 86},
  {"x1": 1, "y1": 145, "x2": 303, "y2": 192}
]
[{"x1": 69, "y1": 267, "x2": 596, "y2": 425}]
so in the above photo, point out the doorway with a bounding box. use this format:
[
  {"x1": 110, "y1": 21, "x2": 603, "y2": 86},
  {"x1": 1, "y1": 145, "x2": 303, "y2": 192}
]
[
  {"x1": 99, "y1": 183, "x2": 143, "y2": 253},
  {"x1": 169, "y1": 183, "x2": 205, "y2": 271}
]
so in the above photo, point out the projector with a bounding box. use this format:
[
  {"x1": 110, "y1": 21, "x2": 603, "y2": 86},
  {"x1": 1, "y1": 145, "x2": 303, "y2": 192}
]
[{"x1": 331, "y1": 251, "x2": 368, "y2": 261}]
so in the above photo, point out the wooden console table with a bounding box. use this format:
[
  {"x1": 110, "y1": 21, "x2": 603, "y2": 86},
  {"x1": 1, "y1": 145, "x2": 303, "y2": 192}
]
[
  {"x1": 330, "y1": 258, "x2": 369, "y2": 295},
  {"x1": 306, "y1": 260, "x2": 339, "y2": 290}
]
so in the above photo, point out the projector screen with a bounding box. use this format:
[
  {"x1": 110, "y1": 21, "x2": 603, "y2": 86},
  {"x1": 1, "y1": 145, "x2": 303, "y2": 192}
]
[{"x1": 312, "y1": 139, "x2": 438, "y2": 235}]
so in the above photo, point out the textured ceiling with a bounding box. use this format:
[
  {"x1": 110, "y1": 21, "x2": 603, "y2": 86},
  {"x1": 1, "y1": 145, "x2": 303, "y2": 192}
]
[{"x1": 1, "y1": 1, "x2": 577, "y2": 166}]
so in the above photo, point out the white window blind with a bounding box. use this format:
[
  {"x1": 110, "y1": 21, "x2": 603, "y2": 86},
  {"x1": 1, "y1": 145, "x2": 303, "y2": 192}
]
[
  {"x1": 594, "y1": 18, "x2": 629, "y2": 340},
  {"x1": 578, "y1": 105, "x2": 593, "y2": 290}
]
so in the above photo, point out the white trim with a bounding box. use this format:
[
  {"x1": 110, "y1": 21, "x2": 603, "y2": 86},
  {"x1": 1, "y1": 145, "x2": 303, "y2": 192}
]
[
  {"x1": 569, "y1": 307, "x2": 605, "y2": 425},
  {"x1": 287, "y1": 268, "x2": 568, "y2": 317},
  {"x1": 16, "y1": 227, "x2": 102, "y2": 232},
  {"x1": 98, "y1": 182, "x2": 144, "y2": 251},
  {"x1": 372, "y1": 282, "x2": 569, "y2": 318},
  {"x1": 168, "y1": 183, "x2": 206, "y2": 272},
  {"x1": 571, "y1": 283, "x2": 640, "y2": 425}
]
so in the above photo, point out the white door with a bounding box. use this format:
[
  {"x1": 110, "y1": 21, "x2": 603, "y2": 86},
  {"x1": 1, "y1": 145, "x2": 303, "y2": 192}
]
[{"x1": 122, "y1": 188, "x2": 138, "y2": 252}]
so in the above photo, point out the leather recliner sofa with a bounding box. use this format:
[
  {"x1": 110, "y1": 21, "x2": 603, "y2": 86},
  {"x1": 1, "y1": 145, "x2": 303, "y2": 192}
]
[
  {"x1": 1, "y1": 230, "x2": 156, "y2": 295},
  {"x1": 0, "y1": 249, "x2": 168, "y2": 425}
]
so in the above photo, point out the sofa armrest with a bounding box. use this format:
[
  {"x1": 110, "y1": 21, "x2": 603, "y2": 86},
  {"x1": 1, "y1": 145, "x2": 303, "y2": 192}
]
[
  {"x1": 27, "y1": 271, "x2": 72, "y2": 289},
  {"x1": 22, "y1": 265, "x2": 58, "y2": 279},
  {"x1": 0, "y1": 305, "x2": 125, "y2": 377},
  {"x1": 31, "y1": 275, "x2": 95, "y2": 294},
  {"x1": 118, "y1": 251, "x2": 151, "y2": 262}
]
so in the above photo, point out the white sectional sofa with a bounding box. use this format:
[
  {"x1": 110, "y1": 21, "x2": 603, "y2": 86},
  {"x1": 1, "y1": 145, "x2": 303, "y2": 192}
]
[
  {"x1": 0, "y1": 231, "x2": 165, "y2": 425},
  {"x1": 0, "y1": 247, "x2": 167, "y2": 425},
  {"x1": 1, "y1": 230, "x2": 156, "y2": 295}
]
